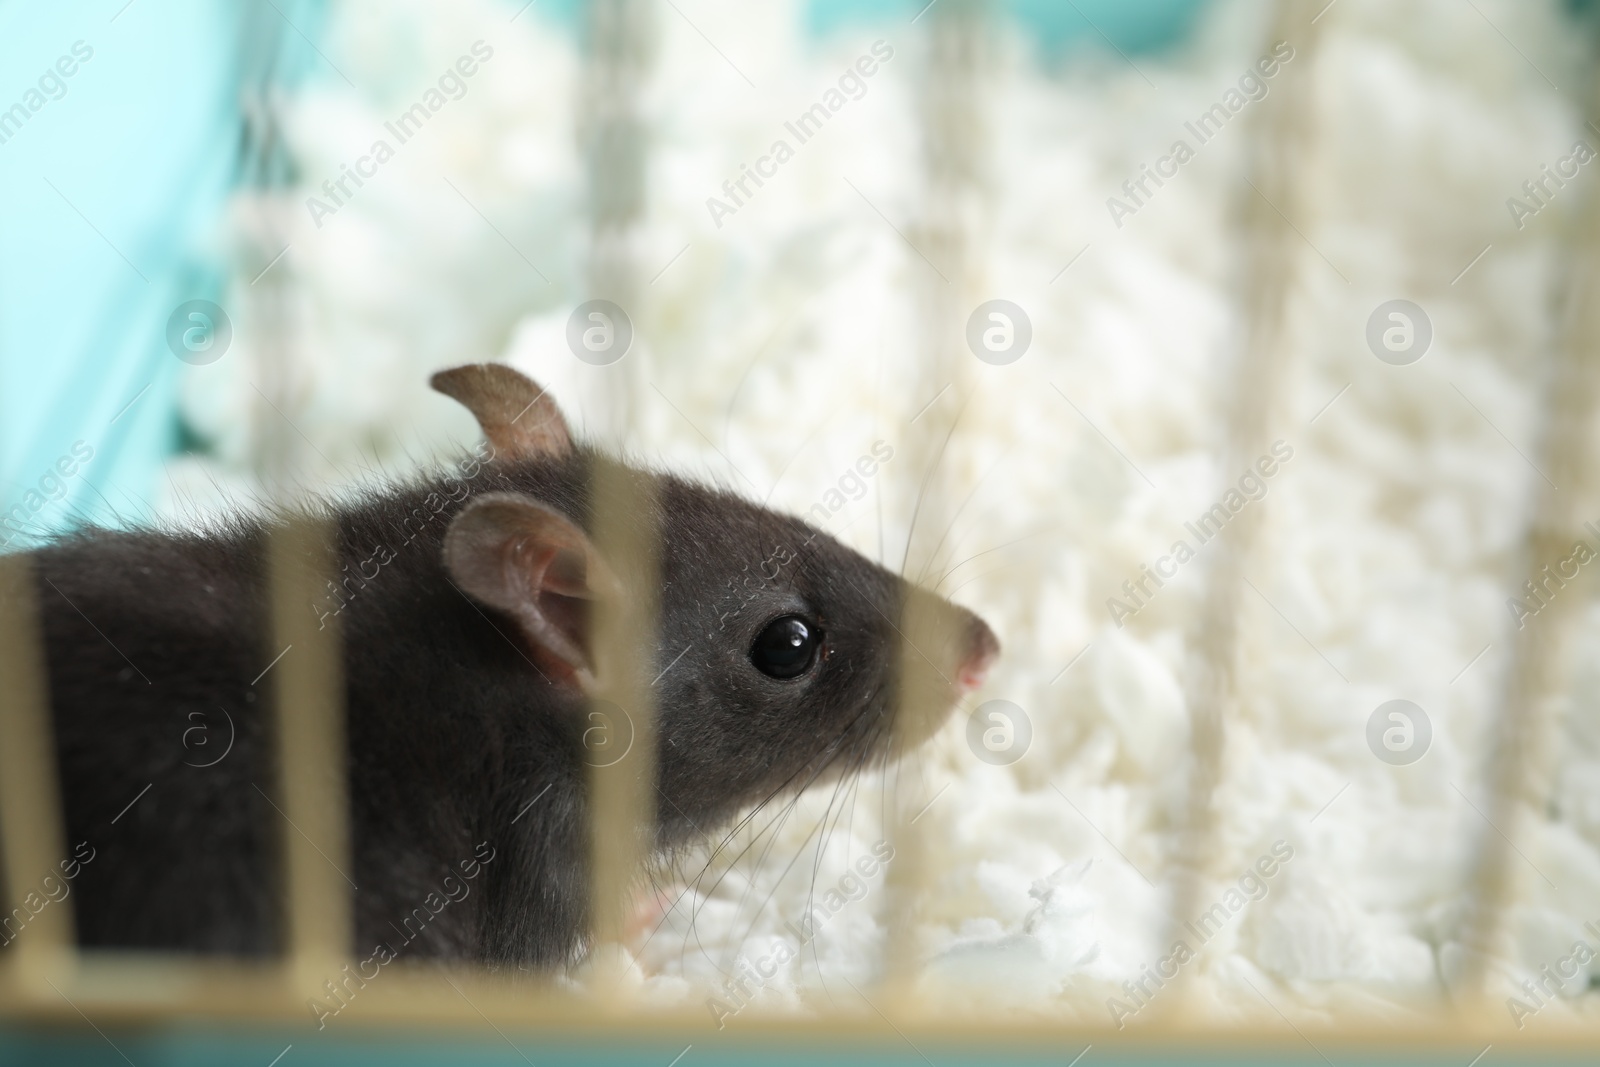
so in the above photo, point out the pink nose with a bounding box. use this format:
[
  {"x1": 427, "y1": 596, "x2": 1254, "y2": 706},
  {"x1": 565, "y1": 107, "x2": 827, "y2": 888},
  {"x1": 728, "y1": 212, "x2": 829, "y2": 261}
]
[{"x1": 957, "y1": 616, "x2": 1000, "y2": 692}]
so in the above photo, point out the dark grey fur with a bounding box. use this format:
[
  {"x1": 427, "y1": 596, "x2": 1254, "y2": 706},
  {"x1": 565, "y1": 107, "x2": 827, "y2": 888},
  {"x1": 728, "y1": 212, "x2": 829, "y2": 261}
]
[{"x1": 18, "y1": 444, "x2": 989, "y2": 969}]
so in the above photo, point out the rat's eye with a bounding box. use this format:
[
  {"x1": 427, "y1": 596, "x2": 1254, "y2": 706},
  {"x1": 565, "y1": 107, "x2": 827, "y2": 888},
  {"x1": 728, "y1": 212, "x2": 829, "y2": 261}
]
[{"x1": 750, "y1": 615, "x2": 820, "y2": 679}]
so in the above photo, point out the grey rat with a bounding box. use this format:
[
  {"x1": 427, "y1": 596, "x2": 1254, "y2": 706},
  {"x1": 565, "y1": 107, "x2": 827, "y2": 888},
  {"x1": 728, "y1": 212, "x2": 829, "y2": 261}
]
[{"x1": 10, "y1": 364, "x2": 998, "y2": 969}]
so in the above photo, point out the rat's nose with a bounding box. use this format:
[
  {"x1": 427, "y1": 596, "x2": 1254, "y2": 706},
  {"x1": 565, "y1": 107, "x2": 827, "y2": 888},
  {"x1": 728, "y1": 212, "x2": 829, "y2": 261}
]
[{"x1": 956, "y1": 614, "x2": 1000, "y2": 693}]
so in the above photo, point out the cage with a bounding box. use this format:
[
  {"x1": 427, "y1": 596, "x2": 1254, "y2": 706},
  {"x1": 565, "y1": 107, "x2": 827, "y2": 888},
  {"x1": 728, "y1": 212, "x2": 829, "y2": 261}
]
[{"x1": 2, "y1": 1, "x2": 1600, "y2": 1065}]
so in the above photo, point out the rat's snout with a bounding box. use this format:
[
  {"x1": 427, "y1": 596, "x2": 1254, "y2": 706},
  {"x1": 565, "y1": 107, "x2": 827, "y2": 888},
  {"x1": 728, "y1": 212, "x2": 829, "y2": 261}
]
[
  {"x1": 898, "y1": 589, "x2": 1001, "y2": 693},
  {"x1": 882, "y1": 589, "x2": 1002, "y2": 750},
  {"x1": 957, "y1": 612, "x2": 1000, "y2": 693}
]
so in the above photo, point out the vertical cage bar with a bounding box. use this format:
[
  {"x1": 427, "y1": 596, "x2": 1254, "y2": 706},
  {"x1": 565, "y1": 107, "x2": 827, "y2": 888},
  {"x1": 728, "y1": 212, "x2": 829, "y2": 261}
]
[
  {"x1": 906, "y1": 0, "x2": 991, "y2": 445},
  {"x1": 880, "y1": 0, "x2": 994, "y2": 1005},
  {"x1": 237, "y1": 4, "x2": 307, "y2": 496},
  {"x1": 266, "y1": 518, "x2": 352, "y2": 994},
  {"x1": 580, "y1": 0, "x2": 660, "y2": 995},
  {"x1": 880, "y1": 604, "x2": 968, "y2": 1004},
  {"x1": 1458, "y1": 48, "x2": 1600, "y2": 998},
  {"x1": 584, "y1": 459, "x2": 659, "y2": 996},
  {"x1": 1163, "y1": 0, "x2": 1321, "y2": 1019},
  {"x1": 579, "y1": 0, "x2": 656, "y2": 446},
  {"x1": 0, "y1": 555, "x2": 73, "y2": 998},
  {"x1": 238, "y1": 2, "x2": 354, "y2": 997}
]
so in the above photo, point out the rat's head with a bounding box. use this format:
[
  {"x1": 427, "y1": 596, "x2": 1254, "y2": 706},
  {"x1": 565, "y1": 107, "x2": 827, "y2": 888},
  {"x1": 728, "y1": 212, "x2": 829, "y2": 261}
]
[{"x1": 433, "y1": 364, "x2": 999, "y2": 837}]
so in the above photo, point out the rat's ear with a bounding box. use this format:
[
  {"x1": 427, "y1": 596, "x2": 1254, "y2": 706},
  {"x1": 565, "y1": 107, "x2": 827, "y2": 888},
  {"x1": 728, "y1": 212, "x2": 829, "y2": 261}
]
[
  {"x1": 443, "y1": 492, "x2": 618, "y2": 691},
  {"x1": 430, "y1": 363, "x2": 572, "y2": 462}
]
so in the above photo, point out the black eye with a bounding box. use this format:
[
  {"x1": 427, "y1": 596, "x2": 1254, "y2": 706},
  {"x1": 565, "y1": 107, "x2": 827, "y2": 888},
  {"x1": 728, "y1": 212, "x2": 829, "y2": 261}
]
[{"x1": 750, "y1": 615, "x2": 820, "y2": 679}]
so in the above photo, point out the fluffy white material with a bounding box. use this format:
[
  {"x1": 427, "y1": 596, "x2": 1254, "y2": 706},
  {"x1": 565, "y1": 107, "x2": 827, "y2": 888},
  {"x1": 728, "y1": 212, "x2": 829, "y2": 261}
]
[{"x1": 167, "y1": 0, "x2": 1600, "y2": 1030}]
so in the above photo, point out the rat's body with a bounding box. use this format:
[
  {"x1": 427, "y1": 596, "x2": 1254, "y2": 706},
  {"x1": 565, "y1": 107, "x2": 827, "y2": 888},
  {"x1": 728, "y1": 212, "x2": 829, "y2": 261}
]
[{"x1": 18, "y1": 366, "x2": 998, "y2": 969}]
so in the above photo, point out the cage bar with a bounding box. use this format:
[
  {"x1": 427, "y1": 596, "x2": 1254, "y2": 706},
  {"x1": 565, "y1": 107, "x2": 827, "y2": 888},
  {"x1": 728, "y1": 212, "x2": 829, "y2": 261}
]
[
  {"x1": 583, "y1": 458, "x2": 660, "y2": 998},
  {"x1": 878, "y1": 0, "x2": 994, "y2": 1004},
  {"x1": 575, "y1": 0, "x2": 662, "y2": 997},
  {"x1": 0, "y1": 555, "x2": 74, "y2": 1002},
  {"x1": 1163, "y1": 0, "x2": 1322, "y2": 1019},
  {"x1": 265, "y1": 517, "x2": 354, "y2": 998},
  {"x1": 578, "y1": 0, "x2": 656, "y2": 445},
  {"x1": 1457, "y1": 43, "x2": 1600, "y2": 999}
]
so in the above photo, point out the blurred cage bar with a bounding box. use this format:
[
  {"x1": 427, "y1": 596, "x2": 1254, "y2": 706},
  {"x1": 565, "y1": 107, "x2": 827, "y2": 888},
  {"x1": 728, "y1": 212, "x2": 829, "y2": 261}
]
[
  {"x1": 882, "y1": 0, "x2": 995, "y2": 1002},
  {"x1": 1459, "y1": 23, "x2": 1600, "y2": 1000},
  {"x1": 0, "y1": 556, "x2": 71, "y2": 999},
  {"x1": 1163, "y1": 0, "x2": 1319, "y2": 1021},
  {"x1": 238, "y1": 0, "x2": 314, "y2": 493},
  {"x1": 1, "y1": 0, "x2": 1600, "y2": 1059},
  {"x1": 577, "y1": 0, "x2": 656, "y2": 445}
]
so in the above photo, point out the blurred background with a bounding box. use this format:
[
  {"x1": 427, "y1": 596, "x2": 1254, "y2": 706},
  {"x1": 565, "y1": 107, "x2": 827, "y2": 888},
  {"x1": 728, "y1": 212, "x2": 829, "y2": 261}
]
[{"x1": 6, "y1": 0, "x2": 1600, "y2": 1061}]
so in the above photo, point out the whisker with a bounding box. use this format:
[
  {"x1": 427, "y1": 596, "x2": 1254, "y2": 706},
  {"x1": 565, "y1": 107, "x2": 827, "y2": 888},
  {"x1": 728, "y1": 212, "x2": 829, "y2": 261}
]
[
  {"x1": 723, "y1": 747, "x2": 865, "y2": 976},
  {"x1": 762, "y1": 413, "x2": 834, "y2": 507},
  {"x1": 658, "y1": 694, "x2": 887, "y2": 973},
  {"x1": 912, "y1": 442, "x2": 1015, "y2": 589},
  {"x1": 898, "y1": 392, "x2": 974, "y2": 578},
  {"x1": 804, "y1": 730, "x2": 879, "y2": 995},
  {"x1": 932, "y1": 525, "x2": 1060, "y2": 592}
]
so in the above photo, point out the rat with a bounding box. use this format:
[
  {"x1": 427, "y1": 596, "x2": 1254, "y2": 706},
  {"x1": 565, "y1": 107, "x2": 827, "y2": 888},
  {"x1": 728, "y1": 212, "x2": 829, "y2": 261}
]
[{"x1": 11, "y1": 363, "x2": 999, "y2": 971}]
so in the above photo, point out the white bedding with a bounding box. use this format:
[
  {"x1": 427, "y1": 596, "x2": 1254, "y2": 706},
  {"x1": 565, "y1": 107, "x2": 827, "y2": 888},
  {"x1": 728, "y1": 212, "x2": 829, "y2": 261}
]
[{"x1": 166, "y1": 0, "x2": 1600, "y2": 1031}]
